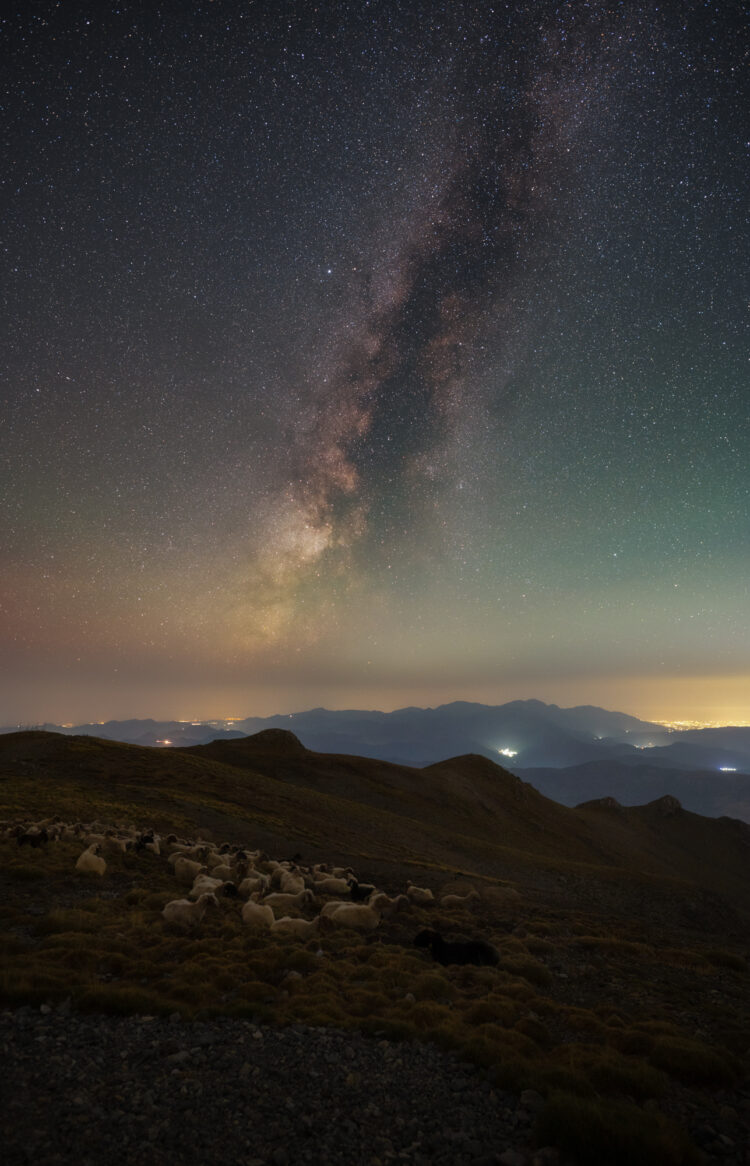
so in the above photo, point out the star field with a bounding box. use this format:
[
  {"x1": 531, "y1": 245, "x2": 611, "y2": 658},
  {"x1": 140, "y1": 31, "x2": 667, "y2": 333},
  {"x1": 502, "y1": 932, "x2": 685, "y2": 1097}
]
[{"x1": 1, "y1": 1, "x2": 748, "y2": 724}]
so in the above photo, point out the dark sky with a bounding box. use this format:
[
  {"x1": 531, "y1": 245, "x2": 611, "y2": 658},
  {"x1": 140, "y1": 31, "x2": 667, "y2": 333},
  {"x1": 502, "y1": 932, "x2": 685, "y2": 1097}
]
[{"x1": 2, "y1": 1, "x2": 748, "y2": 725}]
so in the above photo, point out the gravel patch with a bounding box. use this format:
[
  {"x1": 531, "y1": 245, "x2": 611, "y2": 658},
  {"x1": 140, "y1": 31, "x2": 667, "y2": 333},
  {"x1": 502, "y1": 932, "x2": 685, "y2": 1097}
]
[{"x1": 0, "y1": 1005, "x2": 553, "y2": 1166}]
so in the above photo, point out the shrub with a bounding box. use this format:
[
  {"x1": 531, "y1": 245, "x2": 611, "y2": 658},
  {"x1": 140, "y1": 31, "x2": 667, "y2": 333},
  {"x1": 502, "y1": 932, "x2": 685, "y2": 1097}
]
[
  {"x1": 608, "y1": 1028, "x2": 655, "y2": 1056},
  {"x1": 537, "y1": 1092, "x2": 703, "y2": 1166},
  {"x1": 515, "y1": 1016, "x2": 552, "y2": 1048},
  {"x1": 704, "y1": 949, "x2": 748, "y2": 972},
  {"x1": 649, "y1": 1037, "x2": 740, "y2": 1087},
  {"x1": 463, "y1": 999, "x2": 517, "y2": 1027},
  {"x1": 497, "y1": 957, "x2": 553, "y2": 988}
]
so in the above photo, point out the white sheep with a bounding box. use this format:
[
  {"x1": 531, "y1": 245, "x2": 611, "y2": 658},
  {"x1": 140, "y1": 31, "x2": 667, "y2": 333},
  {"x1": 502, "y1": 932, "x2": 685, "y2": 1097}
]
[
  {"x1": 241, "y1": 898, "x2": 275, "y2": 929},
  {"x1": 189, "y1": 874, "x2": 226, "y2": 899},
  {"x1": 278, "y1": 869, "x2": 306, "y2": 895},
  {"x1": 439, "y1": 890, "x2": 480, "y2": 908},
  {"x1": 75, "y1": 844, "x2": 106, "y2": 876},
  {"x1": 237, "y1": 873, "x2": 270, "y2": 899},
  {"x1": 324, "y1": 902, "x2": 382, "y2": 931},
  {"x1": 262, "y1": 889, "x2": 316, "y2": 913},
  {"x1": 174, "y1": 856, "x2": 206, "y2": 885},
  {"x1": 368, "y1": 892, "x2": 409, "y2": 917},
  {"x1": 406, "y1": 881, "x2": 434, "y2": 905},
  {"x1": 314, "y1": 877, "x2": 351, "y2": 896},
  {"x1": 270, "y1": 915, "x2": 321, "y2": 938},
  {"x1": 162, "y1": 892, "x2": 219, "y2": 930},
  {"x1": 100, "y1": 833, "x2": 130, "y2": 857}
]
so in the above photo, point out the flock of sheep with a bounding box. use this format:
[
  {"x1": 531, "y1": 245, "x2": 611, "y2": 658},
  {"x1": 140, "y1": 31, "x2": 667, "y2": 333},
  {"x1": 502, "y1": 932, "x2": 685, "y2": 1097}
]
[{"x1": 7, "y1": 818, "x2": 501, "y2": 967}]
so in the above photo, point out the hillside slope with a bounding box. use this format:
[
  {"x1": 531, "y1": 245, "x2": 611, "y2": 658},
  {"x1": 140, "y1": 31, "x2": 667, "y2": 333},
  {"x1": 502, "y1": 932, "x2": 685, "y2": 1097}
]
[{"x1": 1, "y1": 729, "x2": 748, "y2": 924}]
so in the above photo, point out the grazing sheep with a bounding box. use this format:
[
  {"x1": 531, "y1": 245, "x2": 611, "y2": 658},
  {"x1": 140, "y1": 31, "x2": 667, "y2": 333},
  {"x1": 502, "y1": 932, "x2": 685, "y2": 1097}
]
[
  {"x1": 439, "y1": 890, "x2": 480, "y2": 909},
  {"x1": 162, "y1": 892, "x2": 219, "y2": 931},
  {"x1": 241, "y1": 898, "x2": 275, "y2": 929},
  {"x1": 262, "y1": 889, "x2": 316, "y2": 913},
  {"x1": 320, "y1": 900, "x2": 346, "y2": 918},
  {"x1": 414, "y1": 929, "x2": 499, "y2": 967},
  {"x1": 168, "y1": 844, "x2": 209, "y2": 866},
  {"x1": 406, "y1": 881, "x2": 434, "y2": 905},
  {"x1": 75, "y1": 844, "x2": 106, "y2": 876},
  {"x1": 270, "y1": 915, "x2": 321, "y2": 938},
  {"x1": 174, "y1": 856, "x2": 206, "y2": 885}
]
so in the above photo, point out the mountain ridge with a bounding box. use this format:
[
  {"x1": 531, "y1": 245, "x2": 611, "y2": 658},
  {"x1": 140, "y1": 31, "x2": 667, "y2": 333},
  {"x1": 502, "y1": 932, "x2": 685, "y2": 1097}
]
[{"x1": 2, "y1": 728, "x2": 748, "y2": 920}]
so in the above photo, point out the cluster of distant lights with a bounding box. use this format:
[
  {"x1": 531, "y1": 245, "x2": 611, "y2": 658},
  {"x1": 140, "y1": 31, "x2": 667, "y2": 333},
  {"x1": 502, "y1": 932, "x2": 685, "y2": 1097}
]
[{"x1": 654, "y1": 719, "x2": 750, "y2": 731}]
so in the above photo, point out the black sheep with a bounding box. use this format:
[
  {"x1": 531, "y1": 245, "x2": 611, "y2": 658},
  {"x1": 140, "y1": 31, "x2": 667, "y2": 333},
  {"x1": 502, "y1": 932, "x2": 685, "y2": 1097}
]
[
  {"x1": 17, "y1": 828, "x2": 49, "y2": 848},
  {"x1": 347, "y1": 878, "x2": 377, "y2": 902},
  {"x1": 414, "y1": 928, "x2": 500, "y2": 967}
]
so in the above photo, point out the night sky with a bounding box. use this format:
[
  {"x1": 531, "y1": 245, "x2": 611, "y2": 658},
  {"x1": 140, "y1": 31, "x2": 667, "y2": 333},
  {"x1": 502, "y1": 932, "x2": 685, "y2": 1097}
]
[{"x1": 2, "y1": 1, "x2": 748, "y2": 726}]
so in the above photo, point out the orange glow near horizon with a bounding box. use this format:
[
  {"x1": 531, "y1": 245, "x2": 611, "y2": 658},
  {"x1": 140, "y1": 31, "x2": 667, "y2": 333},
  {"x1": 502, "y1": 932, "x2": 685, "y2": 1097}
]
[{"x1": 2, "y1": 671, "x2": 747, "y2": 730}]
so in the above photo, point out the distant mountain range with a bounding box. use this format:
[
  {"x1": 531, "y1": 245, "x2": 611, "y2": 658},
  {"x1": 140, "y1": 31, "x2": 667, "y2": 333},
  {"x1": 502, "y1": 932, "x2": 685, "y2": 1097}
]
[{"x1": 4, "y1": 699, "x2": 750, "y2": 822}]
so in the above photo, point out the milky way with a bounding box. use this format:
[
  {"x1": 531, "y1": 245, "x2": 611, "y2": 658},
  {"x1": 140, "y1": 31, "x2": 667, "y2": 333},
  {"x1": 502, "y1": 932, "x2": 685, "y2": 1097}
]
[{"x1": 1, "y1": 2, "x2": 748, "y2": 722}]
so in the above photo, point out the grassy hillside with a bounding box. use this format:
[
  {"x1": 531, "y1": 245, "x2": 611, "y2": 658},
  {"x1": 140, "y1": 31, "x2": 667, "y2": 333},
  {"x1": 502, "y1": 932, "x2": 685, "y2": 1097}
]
[{"x1": 1, "y1": 729, "x2": 748, "y2": 1164}]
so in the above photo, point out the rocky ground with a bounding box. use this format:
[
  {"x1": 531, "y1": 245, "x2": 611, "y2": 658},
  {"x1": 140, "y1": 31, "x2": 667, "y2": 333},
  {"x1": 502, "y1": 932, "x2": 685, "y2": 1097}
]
[{"x1": 0, "y1": 1005, "x2": 557, "y2": 1166}]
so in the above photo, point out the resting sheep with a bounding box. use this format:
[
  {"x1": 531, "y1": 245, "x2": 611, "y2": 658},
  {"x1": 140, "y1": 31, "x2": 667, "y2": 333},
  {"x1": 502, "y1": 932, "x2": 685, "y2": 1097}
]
[
  {"x1": 323, "y1": 902, "x2": 382, "y2": 931},
  {"x1": 174, "y1": 856, "x2": 206, "y2": 885},
  {"x1": 314, "y1": 877, "x2": 351, "y2": 896},
  {"x1": 17, "y1": 828, "x2": 49, "y2": 848},
  {"x1": 189, "y1": 874, "x2": 228, "y2": 899},
  {"x1": 75, "y1": 844, "x2": 106, "y2": 876},
  {"x1": 262, "y1": 889, "x2": 315, "y2": 913},
  {"x1": 136, "y1": 830, "x2": 160, "y2": 855},
  {"x1": 347, "y1": 878, "x2": 377, "y2": 902},
  {"x1": 101, "y1": 832, "x2": 131, "y2": 858},
  {"x1": 414, "y1": 929, "x2": 499, "y2": 967},
  {"x1": 270, "y1": 915, "x2": 321, "y2": 938},
  {"x1": 162, "y1": 892, "x2": 219, "y2": 930},
  {"x1": 368, "y1": 892, "x2": 408, "y2": 917},
  {"x1": 237, "y1": 873, "x2": 270, "y2": 898},
  {"x1": 277, "y1": 869, "x2": 306, "y2": 895},
  {"x1": 406, "y1": 881, "x2": 434, "y2": 905},
  {"x1": 439, "y1": 890, "x2": 480, "y2": 909}
]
